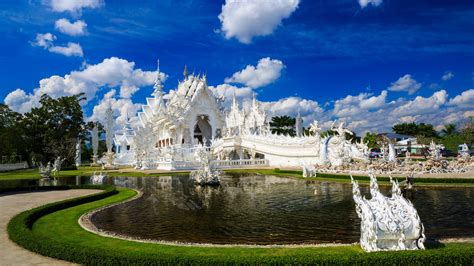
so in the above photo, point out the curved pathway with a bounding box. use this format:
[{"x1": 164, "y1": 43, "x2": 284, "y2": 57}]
[{"x1": 0, "y1": 189, "x2": 101, "y2": 265}]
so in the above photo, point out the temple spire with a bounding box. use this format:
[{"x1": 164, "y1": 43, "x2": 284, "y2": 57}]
[
  {"x1": 152, "y1": 59, "x2": 163, "y2": 98},
  {"x1": 295, "y1": 111, "x2": 304, "y2": 137},
  {"x1": 183, "y1": 64, "x2": 189, "y2": 79},
  {"x1": 232, "y1": 92, "x2": 238, "y2": 109}
]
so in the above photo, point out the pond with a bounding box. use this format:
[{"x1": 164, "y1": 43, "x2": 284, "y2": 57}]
[{"x1": 85, "y1": 174, "x2": 473, "y2": 245}]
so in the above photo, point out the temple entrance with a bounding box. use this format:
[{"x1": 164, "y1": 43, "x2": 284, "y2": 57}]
[{"x1": 194, "y1": 115, "x2": 212, "y2": 145}]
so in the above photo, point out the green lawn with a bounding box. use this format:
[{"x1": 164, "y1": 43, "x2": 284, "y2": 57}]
[
  {"x1": 226, "y1": 168, "x2": 474, "y2": 186},
  {"x1": 0, "y1": 166, "x2": 102, "y2": 180},
  {"x1": 8, "y1": 186, "x2": 474, "y2": 265},
  {"x1": 1, "y1": 166, "x2": 474, "y2": 187}
]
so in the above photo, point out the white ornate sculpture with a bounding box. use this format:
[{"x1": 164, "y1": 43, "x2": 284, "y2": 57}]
[
  {"x1": 91, "y1": 171, "x2": 107, "y2": 184},
  {"x1": 326, "y1": 122, "x2": 353, "y2": 167},
  {"x1": 39, "y1": 162, "x2": 52, "y2": 179},
  {"x1": 302, "y1": 165, "x2": 317, "y2": 177},
  {"x1": 189, "y1": 145, "x2": 221, "y2": 186},
  {"x1": 52, "y1": 156, "x2": 65, "y2": 177},
  {"x1": 429, "y1": 140, "x2": 441, "y2": 161},
  {"x1": 459, "y1": 143, "x2": 469, "y2": 156},
  {"x1": 388, "y1": 143, "x2": 396, "y2": 162},
  {"x1": 350, "y1": 174, "x2": 425, "y2": 252},
  {"x1": 91, "y1": 123, "x2": 99, "y2": 166}
]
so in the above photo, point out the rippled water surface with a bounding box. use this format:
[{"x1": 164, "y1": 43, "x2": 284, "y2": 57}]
[{"x1": 89, "y1": 174, "x2": 473, "y2": 245}]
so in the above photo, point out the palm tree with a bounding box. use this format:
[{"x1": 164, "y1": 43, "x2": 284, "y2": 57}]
[
  {"x1": 441, "y1": 124, "x2": 456, "y2": 136},
  {"x1": 269, "y1": 115, "x2": 296, "y2": 136}
]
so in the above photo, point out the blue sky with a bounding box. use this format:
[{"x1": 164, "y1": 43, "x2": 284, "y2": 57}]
[{"x1": 1, "y1": 0, "x2": 473, "y2": 133}]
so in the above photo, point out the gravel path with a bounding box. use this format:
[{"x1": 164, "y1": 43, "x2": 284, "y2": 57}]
[{"x1": 0, "y1": 189, "x2": 101, "y2": 265}]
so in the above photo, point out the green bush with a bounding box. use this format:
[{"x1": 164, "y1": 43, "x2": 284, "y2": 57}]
[
  {"x1": 7, "y1": 186, "x2": 474, "y2": 265},
  {"x1": 61, "y1": 165, "x2": 77, "y2": 171}
]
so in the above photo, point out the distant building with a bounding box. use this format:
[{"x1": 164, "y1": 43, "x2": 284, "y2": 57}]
[{"x1": 377, "y1": 133, "x2": 444, "y2": 155}]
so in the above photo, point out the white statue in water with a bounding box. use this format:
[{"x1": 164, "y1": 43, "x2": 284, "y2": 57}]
[
  {"x1": 189, "y1": 145, "x2": 221, "y2": 186},
  {"x1": 39, "y1": 162, "x2": 53, "y2": 179},
  {"x1": 350, "y1": 173, "x2": 425, "y2": 252},
  {"x1": 302, "y1": 165, "x2": 317, "y2": 177}
]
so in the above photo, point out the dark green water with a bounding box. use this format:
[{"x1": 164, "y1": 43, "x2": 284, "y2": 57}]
[{"x1": 87, "y1": 175, "x2": 474, "y2": 245}]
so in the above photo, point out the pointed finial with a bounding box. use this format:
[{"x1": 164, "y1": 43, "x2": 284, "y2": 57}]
[
  {"x1": 152, "y1": 59, "x2": 164, "y2": 97},
  {"x1": 183, "y1": 65, "x2": 189, "y2": 79}
]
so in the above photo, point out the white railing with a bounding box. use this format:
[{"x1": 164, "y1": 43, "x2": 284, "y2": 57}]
[
  {"x1": 0, "y1": 162, "x2": 29, "y2": 172},
  {"x1": 212, "y1": 159, "x2": 269, "y2": 169}
]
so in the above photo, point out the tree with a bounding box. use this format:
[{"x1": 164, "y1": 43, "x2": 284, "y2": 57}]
[
  {"x1": 392, "y1": 122, "x2": 438, "y2": 138},
  {"x1": 460, "y1": 116, "x2": 474, "y2": 145},
  {"x1": 363, "y1": 132, "x2": 378, "y2": 149},
  {"x1": 0, "y1": 104, "x2": 26, "y2": 162},
  {"x1": 21, "y1": 94, "x2": 87, "y2": 165},
  {"x1": 269, "y1": 115, "x2": 296, "y2": 136},
  {"x1": 441, "y1": 124, "x2": 457, "y2": 136}
]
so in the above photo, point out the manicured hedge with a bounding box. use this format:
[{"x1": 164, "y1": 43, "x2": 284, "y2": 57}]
[{"x1": 7, "y1": 187, "x2": 474, "y2": 265}]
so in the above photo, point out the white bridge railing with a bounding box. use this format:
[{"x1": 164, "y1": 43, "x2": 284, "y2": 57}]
[
  {"x1": 212, "y1": 159, "x2": 269, "y2": 169},
  {"x1": 148, "y1": 159, "x2": 269, "y2": 170}
]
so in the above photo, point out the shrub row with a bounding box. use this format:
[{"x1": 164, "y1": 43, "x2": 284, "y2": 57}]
[{"x1": 6, "y1": 186, "x2": 474, "y2": 265}]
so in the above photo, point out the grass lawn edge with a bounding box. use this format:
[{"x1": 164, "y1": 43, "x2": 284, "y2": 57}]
[{"x1": 6, "y1": 186, "x2": 474, "y2": 265}]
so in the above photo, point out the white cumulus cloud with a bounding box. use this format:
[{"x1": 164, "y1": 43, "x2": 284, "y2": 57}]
[
  {"x1": 218, "y1": 0, "x2": 299, "y2": 44},
  {"x1": 391, "y1": 90, "x2": 448, "y2": 117},
  {"x1": 32, "y1": 33, "x2": 83, "y2": 57},
  {"x1": 387, "y1": 74, "x2": 422, "y2": 95},
  {"x1": 358, "y1": 0, "x2": 383, "y2": 8},
  {"x1": 448, "y1": 89, "x2": 474, "y2": 108},
  {"x1": 48, "y1": 42, "x2": 83, "y2": 57},
  {"x1": 441, "y1": 71, "x2": 454, "y2": 81},
  {"x1": 55, "y1": 18, "x2": 87, "y2": 36},
  {"x1": 4, "y1": 57, "x2": 164, "y2": 113},
  {"x1": 33, "y1": 33, "x2": 55, "y2": 48},
  {"x1": 49, "y1": 0, "x2": 102, "y2": 13},
  {"x1": 225, "y1": 58, "x2": 284, "y2": 88},
  {"x1": 209, "y1": 84, "x2": 253, "y2": 106},
  {"x1": 88, "y1": 89, "x2": 142, "y2": 129}
]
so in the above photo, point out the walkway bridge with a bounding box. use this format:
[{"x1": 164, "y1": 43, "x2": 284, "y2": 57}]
[{"x1": 212, "y1": 134, "x2": 321, "y2": 167}]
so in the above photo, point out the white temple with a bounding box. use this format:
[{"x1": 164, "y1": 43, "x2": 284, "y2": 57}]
[{"x1": 112, "y1": 61, "x2": 370, "y2": 170}]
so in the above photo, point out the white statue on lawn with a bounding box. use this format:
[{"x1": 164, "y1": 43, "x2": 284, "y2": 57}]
[
  {"x1": 429, "y1": 140, "x2": 441, "y2": 161},
  {"x1": 351, "y1": 173, "x2": 425, "y2": 252},
  {"x1": 52, "y1": 156, "x2": 65, "y2": 177},
  {"x1": 103, "y1": 105, "x2": 116, "y2": 169},
  {"x1": 75, "y1": 138, "x2": 81, "y2": 167},
  {"x1": 388, "y1": 143, "x2": 396, "y2": 162},
  {"x1": 91, "y1": 123, "x2": 99, "y2": 166}
]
